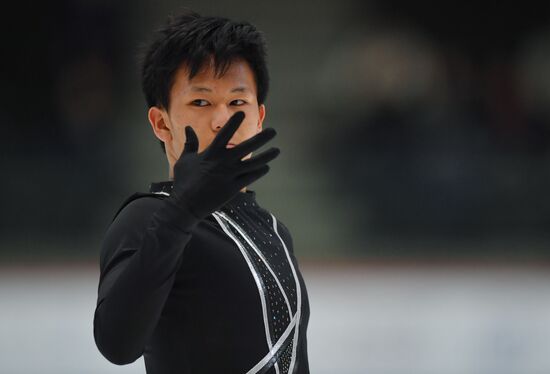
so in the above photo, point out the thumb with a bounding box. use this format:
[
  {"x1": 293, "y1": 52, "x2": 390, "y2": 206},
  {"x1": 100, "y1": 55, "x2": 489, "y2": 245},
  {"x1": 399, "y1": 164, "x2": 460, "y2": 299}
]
[{"x1": 182, "y1": 126, "x2": 199, "y2": 154}]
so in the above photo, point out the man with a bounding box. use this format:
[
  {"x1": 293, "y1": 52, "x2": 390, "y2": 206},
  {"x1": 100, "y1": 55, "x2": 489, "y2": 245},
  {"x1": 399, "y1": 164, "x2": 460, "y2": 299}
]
[{"x1": 93, "y1": 11, "x2": 310, "y2": 374}]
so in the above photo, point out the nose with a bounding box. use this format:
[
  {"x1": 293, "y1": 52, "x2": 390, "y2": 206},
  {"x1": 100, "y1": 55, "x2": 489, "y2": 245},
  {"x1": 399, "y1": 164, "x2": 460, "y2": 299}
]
[{"x1": 210, "y1": 105, "x2": 232, "y2": 132}]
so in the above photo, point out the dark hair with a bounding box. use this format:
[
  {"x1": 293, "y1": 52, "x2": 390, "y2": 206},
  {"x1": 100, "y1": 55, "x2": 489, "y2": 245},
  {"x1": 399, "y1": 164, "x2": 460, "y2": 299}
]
[{"x1": 140, "y1": 11, "x2": 269, "y2": 153}]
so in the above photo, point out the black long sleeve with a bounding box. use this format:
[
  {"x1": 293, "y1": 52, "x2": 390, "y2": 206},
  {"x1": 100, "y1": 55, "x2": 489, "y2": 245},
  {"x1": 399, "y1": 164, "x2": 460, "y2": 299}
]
[
  {"x1": 93, "y1": 181, "x2": 310, "y2": 374},
  {"x1": 94, "y1": 195, "x2": 199, "y2": 364}
]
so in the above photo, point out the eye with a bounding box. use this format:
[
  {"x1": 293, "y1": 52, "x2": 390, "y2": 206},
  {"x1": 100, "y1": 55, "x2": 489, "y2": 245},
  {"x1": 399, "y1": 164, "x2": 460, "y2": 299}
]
[
  {"x1": 191, "y1": 99, "x2": 210, "y2": 107},
  {"x1": 230, "y1": 99, "x2": 246, "y2": 106}
]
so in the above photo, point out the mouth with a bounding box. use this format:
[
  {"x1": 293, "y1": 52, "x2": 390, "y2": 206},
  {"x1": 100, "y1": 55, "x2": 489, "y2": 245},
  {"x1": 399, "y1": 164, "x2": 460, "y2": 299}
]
[{"x1": 226, "y1": 143, "x2": 236, "y2": 149}]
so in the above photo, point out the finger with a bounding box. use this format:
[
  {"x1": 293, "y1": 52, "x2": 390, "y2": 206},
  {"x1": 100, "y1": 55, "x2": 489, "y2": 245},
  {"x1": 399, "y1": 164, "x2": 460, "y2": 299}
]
[
  {"x1": 239, "y1": 147, "x2": 280, "y2": 172},
  {"x1": 227, "y1": 128, "x2": 277, "y2": 160},
  {"x1": 209, "y1": 111, "x2": 245, "y2": 151},
  {"x1": 182, "y1": 126, "x2": 198, "y2": 154},
  {"x1": 236, "y1": 165, "x2": 270, "y2": 188}
]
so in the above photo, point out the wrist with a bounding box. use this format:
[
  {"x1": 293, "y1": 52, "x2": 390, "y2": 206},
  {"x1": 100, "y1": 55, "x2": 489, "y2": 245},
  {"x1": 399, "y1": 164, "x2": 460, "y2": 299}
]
[{"x1": 154, "y1": 197, "x2": 202, "y2": 232}]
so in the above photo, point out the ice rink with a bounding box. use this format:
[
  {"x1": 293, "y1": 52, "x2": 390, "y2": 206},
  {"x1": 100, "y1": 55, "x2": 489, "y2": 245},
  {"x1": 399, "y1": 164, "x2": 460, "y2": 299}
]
[{"x1": 2, "y1": 261, "x2": 550, "y2": 374}]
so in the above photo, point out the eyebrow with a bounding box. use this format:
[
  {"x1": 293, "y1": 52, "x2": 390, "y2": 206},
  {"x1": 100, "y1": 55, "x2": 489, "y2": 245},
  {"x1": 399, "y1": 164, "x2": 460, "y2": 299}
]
[{"x1": 190, "y1": 86, "x2": 250, "y2": 93}]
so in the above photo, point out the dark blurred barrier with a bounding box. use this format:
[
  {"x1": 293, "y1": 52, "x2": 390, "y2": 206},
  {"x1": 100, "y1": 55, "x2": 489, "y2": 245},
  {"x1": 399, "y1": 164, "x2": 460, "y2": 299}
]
[{"x1": 1, "y1": 0, "x2": 550, "y2": 260}]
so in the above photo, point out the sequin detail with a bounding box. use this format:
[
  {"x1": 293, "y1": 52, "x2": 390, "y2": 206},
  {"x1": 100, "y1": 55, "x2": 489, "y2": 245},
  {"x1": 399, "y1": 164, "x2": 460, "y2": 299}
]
[{"x1": 212, "y1": 199, "x2": 301, "y2": 374}]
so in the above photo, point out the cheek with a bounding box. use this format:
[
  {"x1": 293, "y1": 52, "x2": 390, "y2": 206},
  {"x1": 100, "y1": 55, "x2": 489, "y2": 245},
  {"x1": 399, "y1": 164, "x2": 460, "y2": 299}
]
[
  {"x1": 171, "y1": 112, "x2": 207, "y2": 151},
  {"x1": 241, "y1": 114, "x2": 261, "y2": 137},
  {"x1": 172, "y1": 125, "x2": 187, "y2": 154}
]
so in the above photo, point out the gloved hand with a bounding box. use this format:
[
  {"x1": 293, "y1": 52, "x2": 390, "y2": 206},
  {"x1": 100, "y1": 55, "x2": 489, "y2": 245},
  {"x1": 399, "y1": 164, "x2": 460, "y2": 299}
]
[{"x1": 168, "y1": 111, "x2": 279, "y2": 221}]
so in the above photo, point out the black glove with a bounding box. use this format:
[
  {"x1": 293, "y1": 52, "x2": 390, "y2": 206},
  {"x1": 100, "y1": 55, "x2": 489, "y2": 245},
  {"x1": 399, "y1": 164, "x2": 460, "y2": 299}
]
[{"x1": 168, "y1": 111, "x2": 279, "y2": 221}]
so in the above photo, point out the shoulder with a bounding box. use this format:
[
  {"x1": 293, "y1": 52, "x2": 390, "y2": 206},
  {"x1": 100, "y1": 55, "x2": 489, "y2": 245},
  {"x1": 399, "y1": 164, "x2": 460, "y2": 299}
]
[
  {"x1": 108, "y1": 193, "x2": 166, "y2": 235},
  {"x1": 276, "y1": 217, "x2": 293, "y2": 242},
  {"x1": 111, "y1": 192, "x2": 165, "y2": 222},
  {"x1": 251, "y1": 199, "x2": 295, "y2": 252},
  {"x1": 268, "y1": 212, "x2": 294, "y2": 254},
  {"x1": 99, "y1": 193, "x2": 165, "y2": 268}
]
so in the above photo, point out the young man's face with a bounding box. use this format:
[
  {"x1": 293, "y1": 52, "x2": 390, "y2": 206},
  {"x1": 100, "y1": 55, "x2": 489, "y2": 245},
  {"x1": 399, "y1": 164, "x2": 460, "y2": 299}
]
[{"x1": 148, "y1": 58, "x2": 266, "y2": 177}]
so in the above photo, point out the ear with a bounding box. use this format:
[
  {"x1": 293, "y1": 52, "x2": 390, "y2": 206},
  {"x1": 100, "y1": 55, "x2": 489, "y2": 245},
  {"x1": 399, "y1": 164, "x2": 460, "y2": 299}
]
[
  {"x1": 148, "y1": 106, "x2": 172, "y2": 144},
  {"x1": 257, "y1": 104, "x2": 266, "y2": 132}
]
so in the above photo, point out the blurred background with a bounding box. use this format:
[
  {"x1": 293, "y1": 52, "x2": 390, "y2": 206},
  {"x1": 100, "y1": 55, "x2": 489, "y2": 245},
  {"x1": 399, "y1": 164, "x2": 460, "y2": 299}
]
[{"x1": 2, "y1": 0, "x2": 550, "y2": 373}]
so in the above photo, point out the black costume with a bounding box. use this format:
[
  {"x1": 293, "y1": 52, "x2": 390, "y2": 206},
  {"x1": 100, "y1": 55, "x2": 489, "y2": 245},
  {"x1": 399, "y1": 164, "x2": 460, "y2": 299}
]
[{"x1": 94, "y1": 181, "x2": 310, "y2": 374}]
